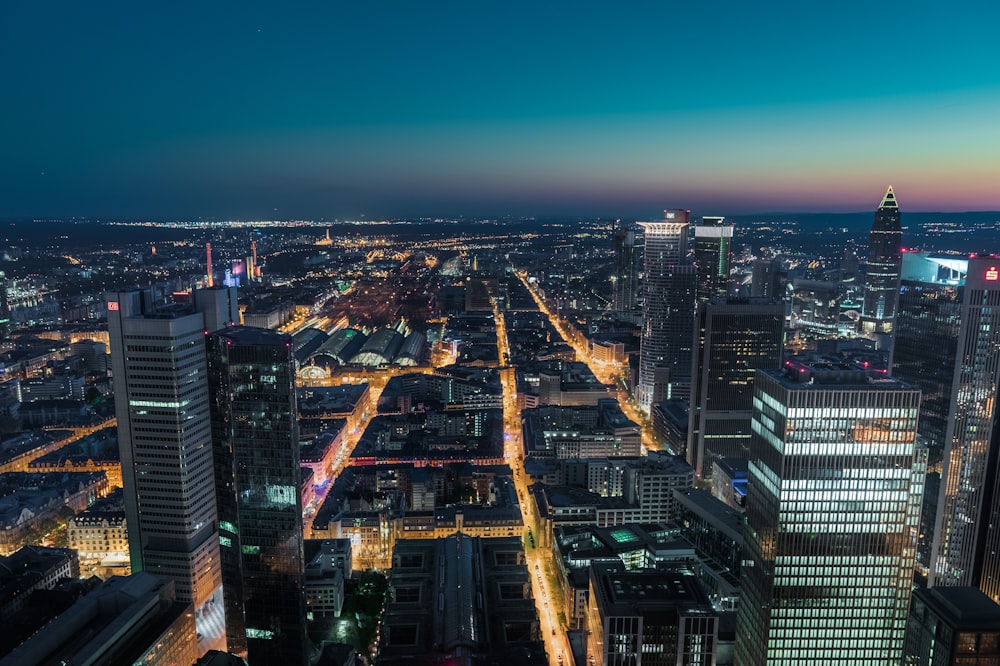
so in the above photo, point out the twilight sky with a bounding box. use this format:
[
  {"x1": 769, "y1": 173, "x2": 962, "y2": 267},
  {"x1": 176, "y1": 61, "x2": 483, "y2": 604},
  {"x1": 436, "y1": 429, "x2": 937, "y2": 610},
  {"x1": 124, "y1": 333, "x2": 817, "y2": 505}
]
[{"x1": 2, "y1": 1, "x2": 999, "y2": 219}]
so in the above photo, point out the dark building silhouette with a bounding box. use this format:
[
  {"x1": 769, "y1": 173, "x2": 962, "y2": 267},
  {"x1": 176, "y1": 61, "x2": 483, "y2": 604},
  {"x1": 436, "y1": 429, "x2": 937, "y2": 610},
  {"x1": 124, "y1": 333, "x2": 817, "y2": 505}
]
[
  {"x1": 904, "y1": 586, "x2": 1000, "y2": 666},
  {"x1": 687, "y1": 298, "x2": 784, "y2": 478},
  {"x1": 750, "y1": 258, "x2": 785, "y2": 299},
  {"x1": 694, "y1": 216, "x2": 733, "y2": 302},
  {"x1": 612, "y1": 222, "x2": 639, "y2": 313},
  {"x1": 208, "y1": 326, "x2": 307, "y2": 664},
  {"x1": 861, "y1": 186, "x2": 902, "y2": 336}
]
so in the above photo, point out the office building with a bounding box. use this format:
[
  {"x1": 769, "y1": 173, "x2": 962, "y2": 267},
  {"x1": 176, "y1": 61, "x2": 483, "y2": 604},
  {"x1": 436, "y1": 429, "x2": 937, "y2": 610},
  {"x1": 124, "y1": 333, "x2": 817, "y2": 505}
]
[
  {"x1": 861, "y1": 186, "x2": 903, "y2": 336},
  {"x1": 0, "y1": 573, "x2": 198, "y2": 666},
  {"x1": 107, "y1": 290, "x2": 229, "y2": 617},
  {"x1": 893, "y1": 254, "x2": 1000, "y2": 599},
  {"x1": 208, "y1": 326, "x2": 307, "y2": 663},
  {"x1": 585, "y1": 562, "x2": 718, "y2": 666},
  {"x1": 612, "y1": 222, "x2": 639, "y2": 313},
  {"x1": 687, "y1": 298, "x2": 784, "y2": 478},
  {"x1": 751, "y1": 258, "x2": 784, "y2": 300},
  {"x1": 637, "y1": 210, "x2": 697, "y2": 410},
  {"x1": 694, "y1": 216, "x2": 734, "y2": 302},
  {"x1": 903, "y1": 586, "x2": 1000, "y2": 666},
  {"x1": 735, "y1": 364, "x2": 925, "y2": 665}
]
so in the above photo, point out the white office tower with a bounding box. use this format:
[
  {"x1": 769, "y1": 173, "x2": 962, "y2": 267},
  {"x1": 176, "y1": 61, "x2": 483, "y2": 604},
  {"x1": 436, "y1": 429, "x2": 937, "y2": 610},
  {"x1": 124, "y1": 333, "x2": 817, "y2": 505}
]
[
  {"x1": 637, "y1": 210, "x2": 696, "y2": 411},
  {"x1": 107, "y1": 288, "x2": 236, "y2": 636},
  {"x1": 735, "y1": 363, "x2": 925, "y2": 666}
]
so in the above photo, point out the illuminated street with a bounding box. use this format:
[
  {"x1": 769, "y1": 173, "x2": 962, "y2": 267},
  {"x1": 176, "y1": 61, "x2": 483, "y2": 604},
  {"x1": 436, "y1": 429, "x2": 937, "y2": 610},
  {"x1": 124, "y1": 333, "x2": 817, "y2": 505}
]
[{"x1": 494, "y1": 299, "x2": 574, "y2": 665}]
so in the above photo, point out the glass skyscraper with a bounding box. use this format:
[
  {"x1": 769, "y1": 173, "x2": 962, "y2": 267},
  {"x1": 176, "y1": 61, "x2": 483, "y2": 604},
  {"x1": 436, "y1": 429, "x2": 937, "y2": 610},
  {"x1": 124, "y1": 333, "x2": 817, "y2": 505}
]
[
  {"x1": 893, "y1": 255, "x2": 1000, "y2": 601},
  {"x1": 694, "y1": 216, "x2": 733, "y2": 302},
  {"x1": 687, "y1": 297, "x2": 784, "y2": 479},
  {"x1": 735, "y1": 364, "x2": 924, "y2": 665},
  {"x1": 637, "y1": 211, "x2": 696, "y2": 410},
  {"x1": 861, "y1": 186, "x2": 903, "y2": 336},
  {"x1": 612, "y1": 222, "x2": 639, "y2": 314},
  {"x1": 208, "y1": 326, "x2": 307, "y2": 664}
]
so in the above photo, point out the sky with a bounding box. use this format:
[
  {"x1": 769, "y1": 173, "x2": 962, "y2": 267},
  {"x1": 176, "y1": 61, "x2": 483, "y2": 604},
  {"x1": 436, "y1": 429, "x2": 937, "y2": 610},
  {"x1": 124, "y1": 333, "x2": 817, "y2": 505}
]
[{"x1": 2, "y1": 1, "x2": 1000, "y2": 219}]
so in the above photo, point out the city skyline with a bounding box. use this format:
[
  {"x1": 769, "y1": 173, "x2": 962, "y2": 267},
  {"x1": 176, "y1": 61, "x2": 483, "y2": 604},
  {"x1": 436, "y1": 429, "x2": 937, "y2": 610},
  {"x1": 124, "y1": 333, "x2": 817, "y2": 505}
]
[{"x1": 3, "y1": 2, "x2": 1000, "y2": 219}]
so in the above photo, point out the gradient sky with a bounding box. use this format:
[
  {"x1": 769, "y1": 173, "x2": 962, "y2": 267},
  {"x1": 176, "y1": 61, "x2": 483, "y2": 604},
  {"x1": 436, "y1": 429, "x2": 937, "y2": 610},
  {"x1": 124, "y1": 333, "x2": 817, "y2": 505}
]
[{"x1": 2, "y1": 1, "x2": 1000, "y2": 219}]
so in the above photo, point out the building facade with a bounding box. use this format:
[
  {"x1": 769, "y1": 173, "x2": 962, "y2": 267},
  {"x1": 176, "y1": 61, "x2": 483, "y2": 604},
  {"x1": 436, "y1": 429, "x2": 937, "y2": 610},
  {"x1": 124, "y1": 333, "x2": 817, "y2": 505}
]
[
  {"x1": 694, "y1": 216, "x2": 733, "y2": 302},
  {"x1": 107, "y1": 290, "x2": 226, "y2": 612},
  {"x1": 893, "y1": 255, "x2": 1000, "y2": 600},
  {"x1": 637, "y1": 211, "x2": 696, "y2": 410},
  {"x1": 860, "y1": 186, "x2": 903, "y2": 336},
  {"x1": 735, "y1": 365, "x2": 925, "y2": 665},
  {"x1": 687, "y1": 298, "x2": 784, "y2": 478},
  {"x1": 208, "y1": 326, "x2": 307, "y2": 663}
]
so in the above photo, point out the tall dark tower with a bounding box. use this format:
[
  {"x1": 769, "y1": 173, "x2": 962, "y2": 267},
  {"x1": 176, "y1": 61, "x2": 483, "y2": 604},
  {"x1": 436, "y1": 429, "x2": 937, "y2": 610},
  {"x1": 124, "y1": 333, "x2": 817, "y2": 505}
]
[
  {"x1": 861, "y1": 186, "x2": 902, "y2": 336},
  {"x1": 687, "y1": 298, "x2": 784, "y2": 479},
  {"x1": 208, "y1": 327, "x2": 307, "y2": 664},
  {"x1": 694, "y1": 216, "x2": 733, "y2": 302},
  {"x1": 612, "y1": 222, "x2": 638, "y2": 313}
]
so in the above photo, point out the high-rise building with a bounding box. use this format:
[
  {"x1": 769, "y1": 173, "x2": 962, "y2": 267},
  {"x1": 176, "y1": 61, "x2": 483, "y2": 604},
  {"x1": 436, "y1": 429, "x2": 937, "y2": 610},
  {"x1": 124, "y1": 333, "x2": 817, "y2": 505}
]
[
  {"x1": 861, "y1": 186, "x2": 903, "y2": 336},
  {"x1": 687, "y1": 298, "x2": 784, "y2": 478},
  {"x1": 903, "y1": 586, "x2": 1000, "y2": 666},
  {"x1": 208, "y1": 327, "x2": 307, "y2": 664},
  {"x1": 735, "y1": 364, "x2": 925, "y2": 666},
  {"x1": 107, "y1": 290, "x2": 227, "y2": 617},
  {"x1": 694, "y1": 216, "x2": 733, "y2": 302},
  {"x1": 893, "y1": 255, "x2": 1000, "y2": 600},
  {"x1": 612, "y1": 222, "x2": 639, "y2": 313},
  {"x1": 750, "y1": 258, "x2": 784, "y2": 299},
  {"x1": 0, "y1": 270, "x2": 10, "y2": 339},
  {"x1": 637, "y1": 210, "x2": 696, "y2": 410}
]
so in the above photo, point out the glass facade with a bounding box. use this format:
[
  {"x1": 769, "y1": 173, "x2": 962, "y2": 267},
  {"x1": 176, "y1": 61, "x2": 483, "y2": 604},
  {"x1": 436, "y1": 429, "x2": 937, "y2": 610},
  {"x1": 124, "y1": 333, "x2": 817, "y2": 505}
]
[
  {"x1": 208, "y1": 327, "x2": 307, "y2": 664},
  {"x1": 694, "y1": 216, "x2": 733, "y2": 303},
  {"x1": 688, "y1": 298, "x2": 785, "y2": 478},
  {"x1": 895, "y1": 255, "x2": 1000, "y2": 602},
  {"x1": 735, "y1": 368, "x2": 924, "y2": 665},
  {"x1": 638, "y1": 212, "x2": 697, "y2": 410},
  {"x1": 861, "y1": 187, "x2": 902, "y2": 335}
]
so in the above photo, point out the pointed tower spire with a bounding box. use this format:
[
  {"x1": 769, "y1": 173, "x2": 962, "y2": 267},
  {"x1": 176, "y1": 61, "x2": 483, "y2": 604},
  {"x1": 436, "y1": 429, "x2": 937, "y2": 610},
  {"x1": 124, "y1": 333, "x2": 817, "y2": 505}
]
[{"x1": 879, "y1": 186, "x2": 898, "y2": 210}]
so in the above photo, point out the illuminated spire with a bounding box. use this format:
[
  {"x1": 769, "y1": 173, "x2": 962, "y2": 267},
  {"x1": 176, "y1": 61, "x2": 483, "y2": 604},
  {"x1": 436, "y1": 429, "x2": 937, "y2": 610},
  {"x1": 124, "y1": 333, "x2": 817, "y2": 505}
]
[{"x1": 879, "y1": 186, "x2": 898, "y2": 210}]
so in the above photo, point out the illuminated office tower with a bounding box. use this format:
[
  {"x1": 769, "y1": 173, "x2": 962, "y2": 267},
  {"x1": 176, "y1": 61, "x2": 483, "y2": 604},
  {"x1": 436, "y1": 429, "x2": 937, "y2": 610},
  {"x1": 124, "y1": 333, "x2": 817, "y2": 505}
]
[
  {"x1": 612, "y1": 222, "x2": 639, "y2": 313},
  {"x1": 893, "y1": 255, "x2": 1000, "y2": 600},
  {"x1": 637, "y1": 210, "x2": 696, "y2": 410},
  {"x1": 106, "y1": 289, "x2": 237, "y2": 619},
  {"x1": 860, "y1": 186, "x2": 903, "y2": 336},
  {"x1": 208, "y1": 327, "x2": 307, "y2": 664},
  {"x1": 687, "y1": 298, "x2": 784, "y2": 478},
  {"x1": 694, "y1": 216, "x2": 733, "y2": 302},
  {"x1": 735, "y1": 364, "x2": 924, "y2": 666}
]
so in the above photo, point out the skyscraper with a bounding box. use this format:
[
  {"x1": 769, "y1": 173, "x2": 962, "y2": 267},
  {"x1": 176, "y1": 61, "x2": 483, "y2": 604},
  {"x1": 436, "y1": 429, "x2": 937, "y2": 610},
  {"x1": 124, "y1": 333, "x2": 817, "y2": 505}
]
[
  {"x1": 694, "y1": 216, "x2": 733, "y2": 302},
  {"x1": 687, "y1": 298, "x2": 784, "y2": 478},
  {"x1": 611, "y1": 222, "x2": 638, "y2": 314},
  {"x1": 861, "y1": 186, "x2": 903, "y2": 336},
  {"x1": 735, "y1": 364, "x2": 925, "y2": 665},
  {"x1": 637, "y1": 210, "x2": 696, "y2": 410},
  {"x1": 208, "y1": 327, "x2": 307, "y2": 664},
  {"x1": 106, "y1": 290, "x2": 228, "y2": 617},
  {"x1": 893, "y1": 255, "x2": 1000, "y2": 600}
]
